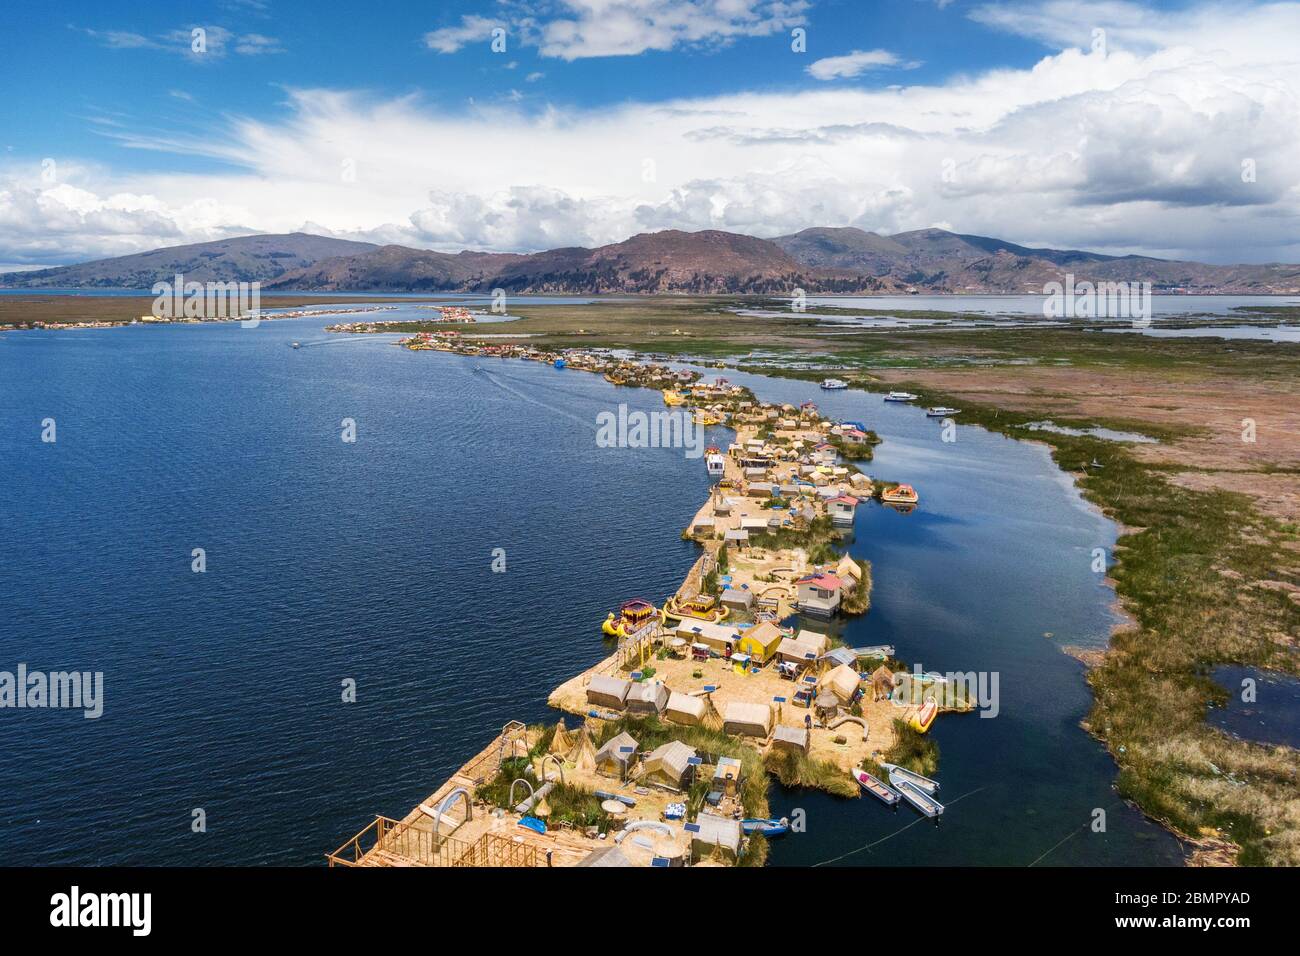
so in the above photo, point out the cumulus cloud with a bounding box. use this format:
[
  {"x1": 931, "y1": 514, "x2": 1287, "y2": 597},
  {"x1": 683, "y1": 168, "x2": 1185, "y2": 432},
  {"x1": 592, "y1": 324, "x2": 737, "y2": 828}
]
[
  {"x1": 807, "y1": 49, "x2": 918, "y2": 80},
  {"x1": 9, "y1": 1, "x2": 1300, "y2": 268}
]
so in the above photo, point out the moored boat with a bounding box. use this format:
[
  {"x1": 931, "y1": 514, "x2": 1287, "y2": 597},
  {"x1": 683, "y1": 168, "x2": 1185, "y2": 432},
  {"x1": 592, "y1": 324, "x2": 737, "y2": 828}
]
[
  {"x1": 852, "y1": 768, "x2": 901, "y2": 807},
  {"x1": 663, "y1": 389, "x2": 687, "y2": 406},
  {"x1": 880, "y1": 483, "x2": 919, "y2": 505},
  {"x1": 909, "y1": 696, "x2": 938, "y2": 733},
  {"x1": 706, "y1": 449, "x2": 726, "y2": 476},
  {"x1": 896, "y1": 780, "x2": 945, "y2": 818},
  {"x1": 820, "y1": 378, "x2": 849, "y2": 390},
  {"x1": 926, "y1": 406, "x2": 960, "y2": 417},
  {"x1": 741, "y1": 817, "x2": 791, "y2": 836},
  {"x1": 880, "y1": 762, "x2": 939, "y2": 794},
  {"x1": 601, "y1": 598, "x2": 662, "y2": 639},
  {"x1": 883, "y1": 391, "x2": 917, "y2": 402}
]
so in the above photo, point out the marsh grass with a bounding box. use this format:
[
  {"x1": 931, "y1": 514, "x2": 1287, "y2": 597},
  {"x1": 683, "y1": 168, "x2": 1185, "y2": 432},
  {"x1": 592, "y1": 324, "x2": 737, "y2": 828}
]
[
  {"x1": 764, "y1": 750, "x2": 859, "y2": 798},
  {"x1": 882, "y1": 719, "x2": 940, "y2": 777}
]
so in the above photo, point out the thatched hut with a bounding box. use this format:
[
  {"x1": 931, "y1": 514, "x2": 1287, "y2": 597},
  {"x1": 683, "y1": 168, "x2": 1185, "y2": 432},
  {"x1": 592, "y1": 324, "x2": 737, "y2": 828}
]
[
  {"x1": 691, "y1": 814, "x2": 741, "y2": 863},
  {"x1": 625, "y1": 680, "x2": 670, "y2": 715},
  {"x1": 567, "y1": 725, "x2": 598, "y2": 771},
  {"x1": 594, "y1": 731, "x2": 640, "y2": 779},
  {"x1": 772, "y1": 724, "x2": 811, "y2": 755},
  {"x1": 641, "y1": 740, "x2": 698, "y2": 791},
  {"x1": 586, "y1": 674, "x2": 630, "y2": 710},
  {"x1": 819, "y1": 663, "x2": 861, "y2": 704},
  {"x1": 664, "y1": 691, "x2": 708, "y2": 726},
  {"x1": 548, "y1": 719, "x2": 574, "y2": 754},
  {"x1": 870, "y1": 665, "x2": 896, "y2": 702},
  {"x1": 722, "y1": 701, "x2": 774, "y2": 739}
]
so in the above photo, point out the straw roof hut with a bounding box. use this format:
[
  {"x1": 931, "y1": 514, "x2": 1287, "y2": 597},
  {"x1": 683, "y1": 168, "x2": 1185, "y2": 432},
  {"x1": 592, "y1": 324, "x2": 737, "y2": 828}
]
[
  {"x1": 548, "y1": 719, "x2": 574, "y2": 754},
  {"x1": 576, "y1": 846, "x2": 634, "y2": 867},
  {"x1": 665, "y1": 691, "x2": 708, "y2": 726},
  {"x1": 594, "y1": 731, "x2": 640, "y2": 779},
  {"x1": 777, "y1": 636, "x2": 821, "y2": 666},
  {"x1": 691, "y1": 814, "x2": 742, "y2": 863},
  {"x1": 642, "y1": 740, "x2": 698, "y2": 791},
  {"x1": 722, "y1": 700, "x2": 774, "y2": 739},
  {"x1": 772, "y1": 724, "x2": 811, "y2": 755},
  {"x1": 567, "y1": 725, "x2": 598, "y2": 771},
  {"x1": 625, "y1": 680, "x2": 670, "y2": 715},
  {"x1": 795, "y1": 630, "x2": 831, "y2": 656},
  {"x1": 870, "y1": 665, "x2": 897, "y2": 702},
  {"x1": 819, "y1": 663, "x2": 862, "y2": 704},
  {"x1": 586, "y1": 674, "x2": 630, "y2": 710}
]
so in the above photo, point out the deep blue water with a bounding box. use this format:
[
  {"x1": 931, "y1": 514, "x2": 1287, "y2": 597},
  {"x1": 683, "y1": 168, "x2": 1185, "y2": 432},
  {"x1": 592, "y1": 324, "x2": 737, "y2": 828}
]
[{"x1": 0, "y1": 319, "x2": 1185, "y2": 865}]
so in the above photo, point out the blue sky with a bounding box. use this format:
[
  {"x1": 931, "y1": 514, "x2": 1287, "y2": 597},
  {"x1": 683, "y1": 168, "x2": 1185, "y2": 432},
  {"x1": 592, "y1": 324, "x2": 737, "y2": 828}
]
[{"x1": 3, "y1": 0, "x2": 1299, "y2": 267}]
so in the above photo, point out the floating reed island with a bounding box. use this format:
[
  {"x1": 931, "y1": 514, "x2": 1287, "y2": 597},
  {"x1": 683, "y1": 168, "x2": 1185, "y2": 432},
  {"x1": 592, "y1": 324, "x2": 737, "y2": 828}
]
[{"x1": 325, "y1": 327, "x2": 975, "y2": 868}]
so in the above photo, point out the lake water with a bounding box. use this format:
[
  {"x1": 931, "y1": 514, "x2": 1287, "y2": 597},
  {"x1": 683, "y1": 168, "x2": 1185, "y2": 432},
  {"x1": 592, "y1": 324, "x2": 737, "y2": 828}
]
[
  {"x1": 0, "y1": 317, "x2": 1185, "y2": 866},
  {"x1": 1210, "y1": 666, "x2": 1300, "y2": 749}
]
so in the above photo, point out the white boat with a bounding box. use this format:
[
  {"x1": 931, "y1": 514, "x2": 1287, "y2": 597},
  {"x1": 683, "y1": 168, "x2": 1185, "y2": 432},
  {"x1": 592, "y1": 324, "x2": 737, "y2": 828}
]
[
  {"x1": 880, "y1": 762, "x2": 940, "y2": 794},
  {"x1": 883, "y1": 391, "x2": 918, "y2": 402},
  {"x1": 926, "y1": 406, "x2": 960, "y2": 418},
  {"x1": 896, "y1": 780, "x2": 945, "y2": 818},
  {"x1": 852, "y1": 768, "x2": 901, "y2": 807},
  {"x1": 705, "y1": 452, "x2": 726, "y2": 477},
  {"x1": 820, "y1": 378, "x2": 849, "y2": 390},
  {"x1": 291, "y1": 341, "x2": 301, "y2": 349}
]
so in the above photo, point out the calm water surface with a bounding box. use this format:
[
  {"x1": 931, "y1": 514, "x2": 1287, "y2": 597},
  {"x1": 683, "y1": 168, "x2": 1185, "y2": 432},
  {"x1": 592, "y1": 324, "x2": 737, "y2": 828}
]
[{"x1": 0, "y1": 318, "x2": 1185, "y2": 865}]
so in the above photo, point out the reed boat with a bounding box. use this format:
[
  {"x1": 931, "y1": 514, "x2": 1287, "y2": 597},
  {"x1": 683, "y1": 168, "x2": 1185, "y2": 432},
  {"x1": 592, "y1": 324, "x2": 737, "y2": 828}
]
[
  {"x1": 694, "y1": 410, "x2": 722, "y2": 426},
  {"x1": 926, "y1": 406, "x2": 960, "y2": 417},
  {"x1": 741, "y1": 817, "x2": 791, "y2": 837},
  {"x1": 663, "y1": 593, "x2": 729, "y2": 623},
  {"x1": 880, "y1": 762, "x2": 939, "y2": 794},
  {"x1": 883, "y1": 391, "x2": 917, "y2": 402},
  {"x1": 880, "y1": 483, "x2": 919, "y2": 505},
  {"x1": 852, "y1": 768, "x2": 901, "y2": 807},
  {"x1": 663, "y1": 389, "x2": 687, "y2": 406},
  {"x1": 896, "y1": 780, "x2": 945, "y2": 818},
  {"x1": 909, "y1": 696, "x2": 938, "y2": 733},
  {"x1": 601, "y1": 598, "x2": 662, "y2": 639},
  {"x1": 820, "y1": 378, "x2": 849, "y2": 390}
]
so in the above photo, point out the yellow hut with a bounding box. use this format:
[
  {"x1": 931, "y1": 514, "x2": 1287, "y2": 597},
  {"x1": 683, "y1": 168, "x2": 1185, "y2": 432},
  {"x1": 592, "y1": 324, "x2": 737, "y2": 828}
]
[{"x1": 735, "y1": 621, "x2": 785, "y2": 664}]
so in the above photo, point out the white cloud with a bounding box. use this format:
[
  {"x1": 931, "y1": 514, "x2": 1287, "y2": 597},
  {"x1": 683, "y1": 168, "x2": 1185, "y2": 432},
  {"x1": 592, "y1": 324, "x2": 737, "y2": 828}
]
[
  {"x1": 427, "y1": 1, "x2": 809, "y2": 61},
  {"x1": 424, "y1": 15, "x2": 505, "y2": 54},
  {"x1": 807, "y1": 49, "x2": 918, "y2": 80},
  {"x1": 10, "y1": 2, "x2": 1300, "y2": 268},
  {"x1": 81, "y1": 24, "x2": 284, "y2": 58}
]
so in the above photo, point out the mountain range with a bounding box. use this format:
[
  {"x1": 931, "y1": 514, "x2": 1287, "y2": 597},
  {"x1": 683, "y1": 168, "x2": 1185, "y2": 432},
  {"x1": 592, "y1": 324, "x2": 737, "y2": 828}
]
[{"x1": 5, "y1": 228, "x2": 1299, "y2": 294}]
